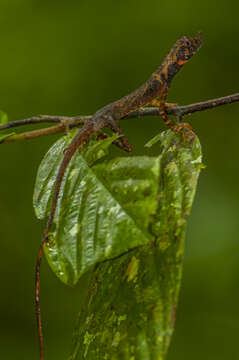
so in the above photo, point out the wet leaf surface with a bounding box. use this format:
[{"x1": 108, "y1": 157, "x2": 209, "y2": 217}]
[
  {"x1": 34, "y1": 132, "x2": 158, "y2": 285},
  {"x1": 33, "y1": 130, "x2": 202, "y2": 359}
]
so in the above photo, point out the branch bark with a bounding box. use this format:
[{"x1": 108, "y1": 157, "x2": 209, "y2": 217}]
[{"x1": 0, "y1": 93, "x2": 239, "y2": 144}]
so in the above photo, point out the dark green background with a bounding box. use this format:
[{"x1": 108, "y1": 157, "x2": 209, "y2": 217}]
[{"x1": 1, "y1": 1, "x2": 238, "y2": 359}]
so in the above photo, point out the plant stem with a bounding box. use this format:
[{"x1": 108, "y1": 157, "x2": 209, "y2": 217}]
[{"x1": 1, "y1": 93, "x2": 239, "y2": 144}]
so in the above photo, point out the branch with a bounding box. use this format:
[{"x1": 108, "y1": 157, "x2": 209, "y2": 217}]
[
  {"x1": 1, "y1": 93, "x2": 239, "y2": 144},
  {"x1": 127, "y1": 93, "x2": 239, "y2": 118},
  {"x1": 2, "y1": 124, "x2": 66, "y2": 143},
  {"x1": 0, "y1": 115, "x2": 89, "y2": 130}
]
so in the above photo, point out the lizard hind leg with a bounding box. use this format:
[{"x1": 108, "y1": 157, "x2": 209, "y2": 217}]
[
  {"x1": 106, "y1": 115, "x2": 133, "y2": 152},
  {"x1": 97, "y1": 132, "x2": 132, "y2": 151}
]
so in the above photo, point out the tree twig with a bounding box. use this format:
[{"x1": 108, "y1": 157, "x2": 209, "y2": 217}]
[
  {"x1": 1, "y1": 93, "x2": 239, "y2": 144},
  {"x1": 127, "y1": 93, "x2": 239, "y2": 118},
  {"x1": 0, "y1": 115, "x2": 89, "y2": 130},
  {"x1": 2, "y1": 124, "x2": 66, "y2": 143}
]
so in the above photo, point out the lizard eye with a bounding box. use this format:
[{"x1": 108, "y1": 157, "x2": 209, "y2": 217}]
[{"x1": 184, "y1": 40, "x2": 191, "y2": 48}]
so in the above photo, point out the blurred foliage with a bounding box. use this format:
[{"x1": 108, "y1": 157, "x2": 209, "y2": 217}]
[{"x1": 0, "y1": 1, "x2": 239, "y2": 359}]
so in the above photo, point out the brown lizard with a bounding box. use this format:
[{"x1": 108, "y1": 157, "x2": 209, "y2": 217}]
[{"x1": 35, "y1": 33, "x2": 203, "y2": 360}]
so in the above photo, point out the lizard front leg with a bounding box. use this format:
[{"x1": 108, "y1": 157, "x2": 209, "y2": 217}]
[
  {"x1": 153, "y1": 93, "x2": 194, "y2": 139},
  {"x1": 158, "y1": 90, "x2": 177, "y2": 131},
  {"x1": 151, "y1": 99, "x2": 178, "y2": 109},
  {"x1": 158, "y1": 94, "x2": 195, "y2": 142}
]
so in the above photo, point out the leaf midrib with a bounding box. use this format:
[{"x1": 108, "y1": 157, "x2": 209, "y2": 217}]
[{"x1": 78, "y1": 154, "x2": 154, "y2": 243}]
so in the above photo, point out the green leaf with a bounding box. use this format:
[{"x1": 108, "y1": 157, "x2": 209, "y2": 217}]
[
  {"x1": 0, "y1": 132, "x2": 15, "y2": 143},
  {"x1": 0, "y1": 110, "x2": 8, "y2": 124},
  {"x1": 33, "y1": 131, "x2": 159, "y2": 285},
  {"x1": 34, "y1": 129, "x2": 202, "y2": 359},
  {"x1": 68, "y1": 131, "x2": 202, "y2": 360},
  {"x1": 144, "y1": 132, "x2": 162, "y2": 148}
]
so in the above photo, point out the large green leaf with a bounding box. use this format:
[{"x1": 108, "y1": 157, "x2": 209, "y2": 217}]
[
  {"x1": 68, "y1": 131, "x2": 202, "y2": 360},
  {"x1": 34, "y1": 128, "x2": 202, "y2": 359},
  {"x1": 33, "y1": 131, "x2": 161, "y2": 285}
]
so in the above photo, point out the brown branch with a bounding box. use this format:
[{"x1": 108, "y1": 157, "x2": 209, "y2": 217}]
[
  {"x1": 0, "y1": 115, "x2": 89, "y2": 130},
  {"x1": 1, "y1": 93, "x2": 239, "y2": 144},
  {"x1": 2, "y1": 124, "x2": 66, "y2": 143},
  {"x1": 127, "y1": 93, "x2": 239, "y2": 118}
]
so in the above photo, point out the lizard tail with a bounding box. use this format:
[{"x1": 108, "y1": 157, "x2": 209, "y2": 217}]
[{"x1": 35, "y1": 120, "x2": 95, "y2": 359}]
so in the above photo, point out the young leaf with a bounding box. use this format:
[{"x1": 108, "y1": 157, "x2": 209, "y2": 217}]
[
  {"x1": 0, "y1": 110, "x2": 8, "y2": 124},
  {"x1": 69, "y1": 131, "x2": 202, "y2": 360},
  {"x1": 0, "y1": 132, "x2": 15, "y2": 143}
]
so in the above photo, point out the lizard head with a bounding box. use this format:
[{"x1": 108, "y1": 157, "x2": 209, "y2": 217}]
[{"x1": 175, "y1": 32, "x2": 203, "y2": 66}]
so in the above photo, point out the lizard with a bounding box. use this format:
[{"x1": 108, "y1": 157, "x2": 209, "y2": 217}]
[{"x1": 35, "y1": 33, "x2": 203, "y2": 360}]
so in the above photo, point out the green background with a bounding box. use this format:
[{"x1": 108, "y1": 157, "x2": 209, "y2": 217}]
[{"x1": 0, "y1": 1, "x2": 238, "y2": 359}]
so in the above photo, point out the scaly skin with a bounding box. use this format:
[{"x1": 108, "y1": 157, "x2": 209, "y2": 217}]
[{"x1": 35, "y1": 33, "x2": 203, "y2": 360}]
